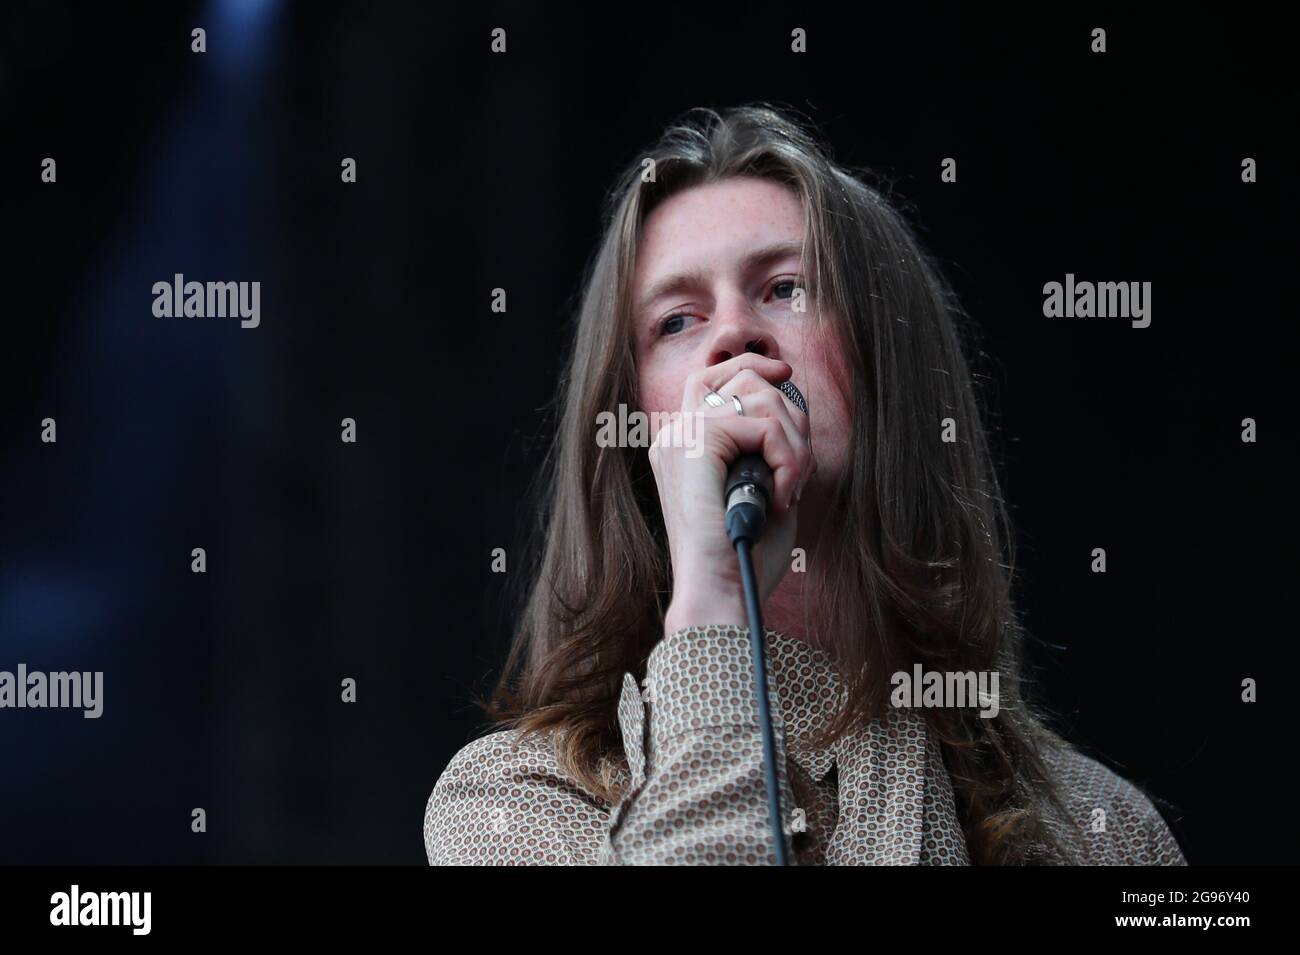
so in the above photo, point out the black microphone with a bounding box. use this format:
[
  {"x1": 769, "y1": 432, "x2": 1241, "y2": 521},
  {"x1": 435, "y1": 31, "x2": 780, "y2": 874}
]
[
  {"x1": 722, "y1": 378, "x2": 808, "y2": 865},
  {"x1": 724, "y1": 380, "x2": 807, "y2": 545}
]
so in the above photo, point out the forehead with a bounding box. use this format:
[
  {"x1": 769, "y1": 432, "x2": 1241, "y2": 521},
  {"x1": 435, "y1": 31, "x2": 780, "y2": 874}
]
[{"x1": 633, "y1": 177, "x2": 805, "y2": 286}]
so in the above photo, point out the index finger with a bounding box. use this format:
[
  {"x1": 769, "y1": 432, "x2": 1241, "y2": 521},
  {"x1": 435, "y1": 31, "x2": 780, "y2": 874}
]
[{"x1": 682, "y1": 353, "x2": 793, "y2": 412}]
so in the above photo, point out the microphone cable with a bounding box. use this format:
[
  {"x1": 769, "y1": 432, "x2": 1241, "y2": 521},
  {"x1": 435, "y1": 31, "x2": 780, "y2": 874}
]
[{"x1": 721, "y1": 378, "x2": 807, "y2": 866}]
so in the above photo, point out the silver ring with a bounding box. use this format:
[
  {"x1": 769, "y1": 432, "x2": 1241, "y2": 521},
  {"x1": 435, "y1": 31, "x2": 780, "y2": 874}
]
[
  {"x1": 731, "y1": 394, "x2": 745, "y2": 416},
  {"x1": 702, "y1": 389, "x2": 727, "y2": 408}
]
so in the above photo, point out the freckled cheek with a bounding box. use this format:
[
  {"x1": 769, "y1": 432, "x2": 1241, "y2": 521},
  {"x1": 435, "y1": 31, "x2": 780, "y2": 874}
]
[
  {"x1": 635, "y1": 370, "x2": 676, "y2": 415},
  {"x1": 800, "y1": 336, "x2": 854, "y2": 468},
  {"x1": 637, "y1": 355, "x2": 693, "y2": 415}
]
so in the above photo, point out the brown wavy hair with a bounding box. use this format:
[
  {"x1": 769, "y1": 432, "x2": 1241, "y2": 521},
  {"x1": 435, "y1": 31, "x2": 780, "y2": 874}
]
[{"x1": 477, "y1": 103, "x2": 1080, "y2": 864}]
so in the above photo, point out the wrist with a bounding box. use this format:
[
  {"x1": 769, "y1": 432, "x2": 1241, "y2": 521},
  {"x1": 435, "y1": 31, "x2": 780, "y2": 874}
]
[{"x1": 664, "y1": 587, "x2": 747, "y2": 634}]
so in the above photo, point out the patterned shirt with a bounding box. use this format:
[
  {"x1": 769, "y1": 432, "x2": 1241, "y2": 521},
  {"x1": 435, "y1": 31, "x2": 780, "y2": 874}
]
[{"x1": 424, "y1": 624, "x2": 1188, "y2": 865}]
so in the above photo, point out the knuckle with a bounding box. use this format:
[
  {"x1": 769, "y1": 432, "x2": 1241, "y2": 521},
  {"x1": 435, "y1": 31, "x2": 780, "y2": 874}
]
[
  {"x1": 746, "y1": 388, "x2": 782, "y2": 418},
  {"x1": 758, "y1": 388, "x2": 784, "y2": 413}
]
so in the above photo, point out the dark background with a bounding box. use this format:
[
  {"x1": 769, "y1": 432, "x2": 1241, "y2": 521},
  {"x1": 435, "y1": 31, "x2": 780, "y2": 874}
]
[{"x1": 0, "y1": 1, "x2": 1292, "y2": 864}]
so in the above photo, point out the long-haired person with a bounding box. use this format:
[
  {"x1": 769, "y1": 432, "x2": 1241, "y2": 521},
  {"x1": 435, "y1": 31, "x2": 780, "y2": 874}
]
[{"x1": 424, "y1": 104, "x2": 1187, "y2": 865}]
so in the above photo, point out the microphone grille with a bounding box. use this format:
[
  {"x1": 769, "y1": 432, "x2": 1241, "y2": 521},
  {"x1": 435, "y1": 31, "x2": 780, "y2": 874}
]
[{"x1": 778, "y1": 379, "x2": 808, "y2": 414}]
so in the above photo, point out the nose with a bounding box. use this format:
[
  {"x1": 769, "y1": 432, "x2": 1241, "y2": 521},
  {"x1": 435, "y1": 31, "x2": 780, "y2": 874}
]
[{"x1": 706, "y1": 297, "x2": 778, "y2": 367}]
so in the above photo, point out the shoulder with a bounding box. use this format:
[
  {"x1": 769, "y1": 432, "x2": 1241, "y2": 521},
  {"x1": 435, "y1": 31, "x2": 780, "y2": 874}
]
[
  {"x1": 1039, "y1": 742, "x2": 1187, "y2": 865},
  {"x1": 431, "y1": 727, "x2": 561, "y2": 787},
  {"x1": 423, "y1": 728, "x2": 611, "y2": 865}
]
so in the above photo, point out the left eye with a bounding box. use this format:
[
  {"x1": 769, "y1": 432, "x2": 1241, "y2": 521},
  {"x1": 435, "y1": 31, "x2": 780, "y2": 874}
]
[{"x1": 771, "y1": 279, "x2": 800, "y2": 301}]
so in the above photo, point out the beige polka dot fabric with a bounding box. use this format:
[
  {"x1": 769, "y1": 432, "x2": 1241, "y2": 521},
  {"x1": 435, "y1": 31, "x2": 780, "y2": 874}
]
[{"x1": 424, "y1": 625, "x2": 1187, "y2": 865}]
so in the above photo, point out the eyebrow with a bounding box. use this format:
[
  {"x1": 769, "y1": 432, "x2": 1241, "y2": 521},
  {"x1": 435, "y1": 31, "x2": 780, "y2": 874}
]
[{"x1": 635, "y1": 239, "x2": 806, "y2": 317}]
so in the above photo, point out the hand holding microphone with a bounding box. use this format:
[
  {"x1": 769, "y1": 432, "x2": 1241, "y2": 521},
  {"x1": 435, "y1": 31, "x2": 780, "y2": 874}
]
[
  {"x1": 723, "y1": 378, "x2": 808, "y2": 545},
  {"x1": 646, "y1": 353, "x2": 814, "y2": 865},
  {"x1": 647, "y1": 353, "x2": 816, "y2": 635}
]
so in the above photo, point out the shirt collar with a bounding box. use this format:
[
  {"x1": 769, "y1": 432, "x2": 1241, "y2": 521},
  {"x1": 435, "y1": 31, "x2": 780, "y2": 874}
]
[
  {"x1": 615, "y1": 628, "x2": 845, "y2": 788},
  {"x1": 762, "y1": 629, "x2": 845, "y2": 783},
  {"x1": 613, "y1": 627, "x2": 970, "y2": 864}
]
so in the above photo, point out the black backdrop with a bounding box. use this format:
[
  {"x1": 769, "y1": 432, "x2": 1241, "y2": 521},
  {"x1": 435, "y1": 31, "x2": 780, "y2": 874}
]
[{"x1": 0, "y1": 2, "x2": 1292, "y2": 864}]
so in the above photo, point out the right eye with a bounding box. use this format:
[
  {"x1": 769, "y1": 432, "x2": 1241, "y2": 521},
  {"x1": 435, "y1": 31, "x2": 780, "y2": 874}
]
[{"x1": 657, "y1": 310, "x2": 699, "y2": 337}]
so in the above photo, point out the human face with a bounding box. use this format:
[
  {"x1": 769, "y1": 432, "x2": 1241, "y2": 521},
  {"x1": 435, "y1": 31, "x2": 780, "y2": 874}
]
[{"x1": 631, "y1": 176, "x2": 852, "y2": 509}]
